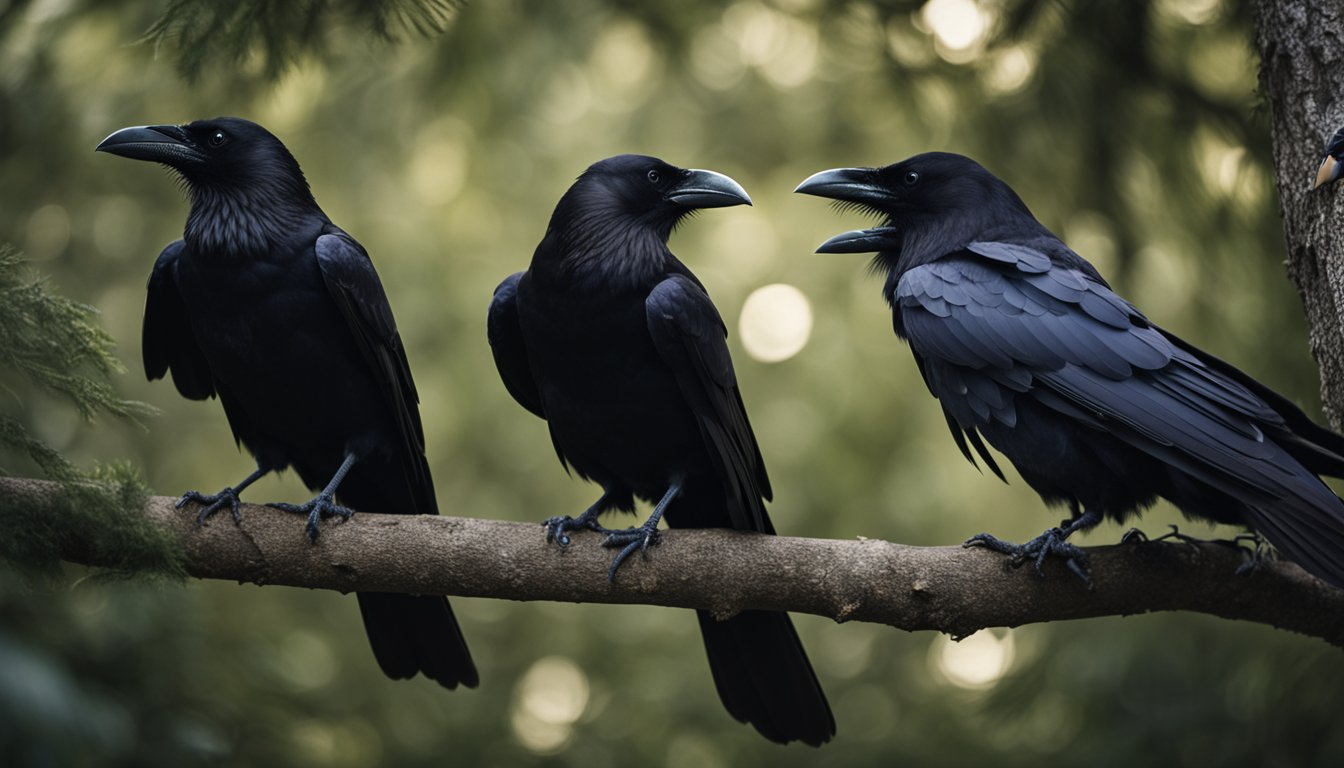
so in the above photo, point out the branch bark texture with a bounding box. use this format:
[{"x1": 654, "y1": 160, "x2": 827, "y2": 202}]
[
  {"x1": 6, "y1": 477, "x2": 1344, "y2": 646},
  {"x1": 1257, "y1": 0, "x2": 1344, "y2": 427}
]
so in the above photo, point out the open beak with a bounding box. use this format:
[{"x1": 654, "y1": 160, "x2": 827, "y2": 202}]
[
  {"x1": 95, "y1": 124, "x2": 205, "y2": 165},
  {"x1": 795, "y1": 167, "x2": 901, "y2": 253},
  {"x1": 1314, "y1": 154, "x2": 1341, "y2": 191},
  {"x1": 813, "y1": 226, "x2": 902, "y2": 254},
  {"x1": 667, "y1": 169, "x2": 752, "y2": 209}
]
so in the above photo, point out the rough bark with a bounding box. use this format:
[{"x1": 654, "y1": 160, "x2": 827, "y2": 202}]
[
  {"x1": 1257, "y1": 0, "x2": 1344, "y2": 426},
  {"x1": 6, "y1": 476, "x2": 1343, "y2": 646}
]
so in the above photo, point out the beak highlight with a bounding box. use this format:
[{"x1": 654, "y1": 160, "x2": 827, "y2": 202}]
[
  {"x1": 95, "y1": 124, "x2": 204, "y2": 165},
  {"x1": 667, "y1": 169, "x2": 752, "y2": 209},
  {"x1": 1314, "y1": 154, "x2": 1341, "y2": 191}
]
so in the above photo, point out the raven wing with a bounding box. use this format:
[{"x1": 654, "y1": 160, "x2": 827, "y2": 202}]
[
  {"x1": 314, "y1": 231, "x2": 436, "y2": 516},
  {"x1": 646, "y1": 275, "x2": 772, "y2": 533},
  {"x1": 143, "y1": 240, "x2": 215, "y2": 400},
  {"x1": 487, "y1": 272, "x2": 545, "y2": 419},
  {"x1": 898, "y1": 240, "x2": 1344, "y2": 585}
]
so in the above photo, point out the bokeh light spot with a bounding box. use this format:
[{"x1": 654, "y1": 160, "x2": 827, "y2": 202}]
[
  {"x1": 919, "y1": 0, "x2": 993, "y2": 63},
  {"x1": 511, "y1": 656, "x2": 589, "y2": 754},
  {"x1": 932, "y1": 629, "x2": 1015, "y2": 689},
  {"x1": 738, "y1": 283, "x2": 813, "y2": 363}
]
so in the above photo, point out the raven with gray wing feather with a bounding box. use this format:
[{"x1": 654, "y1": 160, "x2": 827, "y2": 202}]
[{"x1": 797, "y1": 152, "x2": 1344, "y2": 587}]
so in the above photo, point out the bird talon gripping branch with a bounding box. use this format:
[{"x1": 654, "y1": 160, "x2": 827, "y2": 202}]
[
  {"x1": 542, "y1": 508, "x2": 613, "y2": 547},
  {"x1": 268, "y1": 496, "x2": 355, "y2": 541},
  {"x1": 177, "y1": 488, "x2": 244, "y2": 525}
]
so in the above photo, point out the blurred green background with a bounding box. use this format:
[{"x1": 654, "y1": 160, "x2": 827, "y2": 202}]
[{"x1": 3, "y1": 0, "x2": 1343, "y2": 764}]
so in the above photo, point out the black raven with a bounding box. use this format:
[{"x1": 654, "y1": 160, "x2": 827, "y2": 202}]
[
  {"x1": 96, "y1": 117, "x2": 478, "y2": 689},
  {"x1": 797, "y1": 152, "x2": 1344, "y2": 587},
  {"x1": 1313, "y1": 126, "x2": 1344, "y2": 189},
  {"x1": 488, "y1": 154, "x2": 834, "y2": 746}
]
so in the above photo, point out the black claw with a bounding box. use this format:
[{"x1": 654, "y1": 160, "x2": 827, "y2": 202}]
[
  {"x1": 1232, "y1": 532, "x2": 1273, "y2": 576},
  {"x1": 177, "y1": 488, "x2": 244, "y2": 525},
  {"x1": 965, "y1": 528, "x2": 1091, "y2": 584},
  {"x1": 268, "y1": 495, "x2": 354, "y2": 541},
  {"x1": 601, "y1": 524, "x2": 661, "y2": 582},
  {"x1": 542, "y1": 513, "x2": 611, "y2": 547},
  {"x1": 1119, "y1": 527, "x2": 1148, "y2": 545}
]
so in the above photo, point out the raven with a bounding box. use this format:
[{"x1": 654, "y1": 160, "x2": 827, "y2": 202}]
[
  {"x1": 1313, "y1": 125, "x2": 1344, "y2": 189},
  {"x1": 488, "y1": 155, "x2": 834, "y2": 746},
  {"x1": 96, "y1": 117, "x2": 478, "y2": 689},
  {"x1": 797, "y1": 152, "x2": 1344, "y2": 587}
]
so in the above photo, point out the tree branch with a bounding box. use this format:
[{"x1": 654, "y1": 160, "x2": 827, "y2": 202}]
[{"x1": 6, "y1": 476, "x2": 1344, "y2": 646}]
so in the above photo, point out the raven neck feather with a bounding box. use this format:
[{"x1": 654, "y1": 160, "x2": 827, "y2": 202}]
[
  {"x1": 544, "y1": 210, "x2": 673, "y2": 291},
  {"x1": 184, "y1": 180, "x2": 322, "y2": 257}
]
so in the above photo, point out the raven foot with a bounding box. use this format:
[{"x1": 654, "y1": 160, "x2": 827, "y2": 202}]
[
  {"x1": 1120, "y1": 524, "x2": 1205, "y2": 550},
  {"x1": 176, "y1": 487, "x2": 245, "y2": 525},
  {"x1": 543, "y1": 509, "x2": 614, "y2": 547},
  {"x1": 268, "y1": 495, "x2": 355, "y2": 542},
  {"x1": 965, "y1": 529, "x2": 1091, "y2": 584},
  {"x1": 1232, "y1": 532, "x2": 1274, "y2": 577},
  {"x1": 174, "y1": 466, "x2": 270, "y2": 525},
  {"x1": 601, "y1": 520, "x2": 662, "y2": 583}
]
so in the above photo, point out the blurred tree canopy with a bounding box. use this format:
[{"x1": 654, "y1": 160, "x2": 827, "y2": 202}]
[{"x1": 2, "y1": 0, "x2": 1342, "y2": 766}]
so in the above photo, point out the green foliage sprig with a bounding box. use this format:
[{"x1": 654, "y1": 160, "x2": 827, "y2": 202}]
[
  {"x1": 0, "y1": 246, "x2": 182, "y2": 582},
  {"x1": 143, "y1": 0, "x2": 465, "y2": 81}
]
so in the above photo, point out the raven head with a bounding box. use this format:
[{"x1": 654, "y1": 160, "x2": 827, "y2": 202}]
[
  {"x1": 1313, "y1": 126, "x2": 1344, "y2": 190},
  {"x1": 559, "y1": 154, "x2": 751, "y2": 242},
  {"x1": 794, "y1": 152, "x2": 1031, "y2": 258},
  {"x1": 96, "y1": 117, "x2": 308, "y2": 194}
]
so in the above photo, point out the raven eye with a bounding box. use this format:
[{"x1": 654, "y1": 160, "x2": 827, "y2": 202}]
[
  {"x1": 209, "y1": 130, "x2": 227, "y2": 147},
  {"x1": 904, "y1": 171, "x2": 920, "y2": 186},
  {"x1": 647, "y1": 169, "x2": 660, "y2": 184}
]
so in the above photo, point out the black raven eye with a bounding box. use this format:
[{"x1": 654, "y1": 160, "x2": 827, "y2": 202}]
[
  {"x1": 647, "y1": 169, "x2": 660, "y2": 184},
  {"x1": 209, "y1": 130, "x2": 227, "y2": 147},
  {"x1": 904, "y1": 171, "x2": 920, "y2": 186}
]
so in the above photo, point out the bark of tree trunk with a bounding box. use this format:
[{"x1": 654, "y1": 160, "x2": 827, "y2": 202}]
[{"x1": 1257, "y1": 0, "x2": 1344, "y2": 425}]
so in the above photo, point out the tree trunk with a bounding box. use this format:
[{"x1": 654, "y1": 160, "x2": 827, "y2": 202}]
[{"x1": 1257, "y1": 0, "x2": 1344, "y2": 426}]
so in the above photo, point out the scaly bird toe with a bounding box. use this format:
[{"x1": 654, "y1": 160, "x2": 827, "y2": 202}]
[
  {"x1": 268, "y1": 496, "x2": 355, "y2": 541},
  {"x1": 177, "y1": 488, "x2": 245, "y2": 525}
]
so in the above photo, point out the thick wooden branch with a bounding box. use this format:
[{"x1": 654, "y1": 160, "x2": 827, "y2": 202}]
[{"x1": 5, "y1": 477, "x2": 1344, "y2": 645}]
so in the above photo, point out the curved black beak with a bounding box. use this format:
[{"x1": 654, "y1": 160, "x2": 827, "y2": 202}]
[
  {"x1": 96, "y1": 124, "x2": 204, "y2": 165},
  {"x1": 667, "y1": 169, "x2": 752, "y2": 209},
  {"x1": 794, "y1": 167, "x2": 893, "y2": 207},
  {"x1": 814, "y1": 226, "x2": 902, "y2": 254},
  {"x1": 795, "y1": 167, "x2": 901, "y2": 253}
]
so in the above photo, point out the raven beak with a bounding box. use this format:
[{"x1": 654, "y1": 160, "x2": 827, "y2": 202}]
[
  {"x1": 794, "y1": 167, "x2": 892, "y2": 206},
  {"x1": 1313, "y1": 154, "x2": 1341, "y2": 191},
  {"x1": 815, "y1": 227, "x2": 902, "y2": 254},
  {"x1": 667, "y1": 169, "x2": 752, "y2": 209},
  {"x1": 96, "y1": 124, "x2": 205, "y2": 165},
  {"x1": 795, "y1": 168, "x2": 900, "y2": 253}
]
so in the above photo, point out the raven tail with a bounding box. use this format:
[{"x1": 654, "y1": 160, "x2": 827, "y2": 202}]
[
  {"x1": 357, "y1": 592, "x2": 479, "y2": 690},
  {"x1": 695, "y1": 609, "x2": 835, "y2": 746}
]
